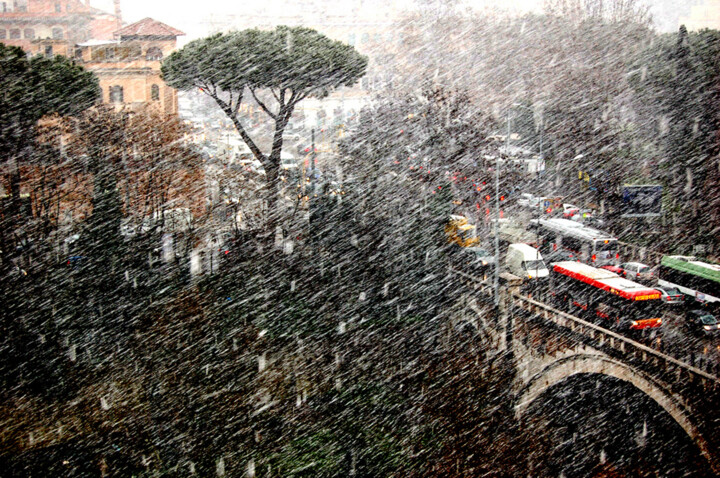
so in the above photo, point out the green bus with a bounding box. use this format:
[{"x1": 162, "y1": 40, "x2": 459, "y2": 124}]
[{"x1": 657, "y1": 255, "x2": 720, "y2": 305}]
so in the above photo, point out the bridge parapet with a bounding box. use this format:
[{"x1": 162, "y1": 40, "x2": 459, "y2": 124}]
[
  {"x1": 509, "y1": 292, "x2": 720, "y2": 395},
  {"x1": 451, "y1": 268, "x2": 720, "y2": 473},
  {"x1": 451, "y1": 268, "x2": 720, "y2": 394},
  {"x1": 508, "y1": 291, "x2": 720, "y2": 474}
]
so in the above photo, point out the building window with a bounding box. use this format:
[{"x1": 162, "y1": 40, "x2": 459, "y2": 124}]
[
  {"x1": 23, "y1": 28, "x2": 34, "y2": 39},
  {"x1": 44, "y1": 45, "x2": 53, "y2": 57},
  {"x1": 52, "y1": 27, "x2": 63, "y2": 40},
  {"x1": 0, "y1": 30, "x2": 6, "y2": 40},
  {"x1": 145, "y1": 47, "x2": 163, "y2": 61},
  {"x1": 348, "y1": 33, "x2": 355, "y2": 46},
  {"x1": 361, "y1": 32, "x2": 369, "y2": 44},
  {"x1": 9, "y1": 29, "x2": 20, "y2": 39},
  {"x1": 109, "y1": 86, "x2": 124, "y2": 103},
  {"x1": 151, "y1": 84, "x2": 160, "y2": 101},
  {"x1": 74, "y1": 48, "x2": 83, "y2": 60},
  {"x1": 55, "y1": 3, "x2": 61, "y2": 12},
  {"x1": 106, "y1": 48, "x2": 115, "y2": 60}
]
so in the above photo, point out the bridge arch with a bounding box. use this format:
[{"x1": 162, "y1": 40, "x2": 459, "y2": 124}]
[{"x1": 514, "y1": 353, "x2": 717, "y2": 473}]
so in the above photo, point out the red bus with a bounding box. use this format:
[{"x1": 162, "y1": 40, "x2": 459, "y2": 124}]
[{"x1": 548, "y1": 261, "x2": 663, "y2": 332}]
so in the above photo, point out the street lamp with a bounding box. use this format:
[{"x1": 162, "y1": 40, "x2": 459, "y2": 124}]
[
  {"x1": 539, "y1": 117, "x2": 544, "y2": 179},
  {"x1": 494, "y1": 103, "x2": 543, "y2": 307},
  {"x1": 493, "y1": 108, "x2": 515, "y2": 307},
  {"x1": 492, "y1": 116, "x2": 511, "y2": 307}
]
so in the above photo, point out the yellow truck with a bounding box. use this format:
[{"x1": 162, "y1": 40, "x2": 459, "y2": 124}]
[{"x1": 445, "y1": 214, "x2": 479, "y2": 248}]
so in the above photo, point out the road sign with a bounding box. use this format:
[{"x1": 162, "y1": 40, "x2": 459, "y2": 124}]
[{"x1": 621, "y1": 184, "x2": 662, "y2": 217}]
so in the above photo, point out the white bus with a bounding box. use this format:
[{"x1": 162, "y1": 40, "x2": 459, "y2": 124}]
[{"x1": 530, "y1": 217, "x2": 619, "y2": 266}]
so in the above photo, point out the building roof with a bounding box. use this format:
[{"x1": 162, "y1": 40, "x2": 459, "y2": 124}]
[{"x1": 114, "y1": 18, "x2": 185, "y2": 37}]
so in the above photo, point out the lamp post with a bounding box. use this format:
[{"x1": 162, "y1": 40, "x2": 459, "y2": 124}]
[
  {"x1": 539, "y1": 118, "x2": 544, "y2": 179},
  {"x1": 493, "y1": 115, "x2": 510, "y2": 307},
  {"x1": 494, "y1": 103, "x2": 543, "y2": 307}
]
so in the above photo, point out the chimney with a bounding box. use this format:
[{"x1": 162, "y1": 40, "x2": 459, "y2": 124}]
[{"x1": 113, "y1": 0, "x2": 122, "y2": 30}]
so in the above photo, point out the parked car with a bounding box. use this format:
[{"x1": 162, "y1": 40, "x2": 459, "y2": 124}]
[
  {"x1": 562, "y1": 203, "x2": 580, "y2": 218},
  {"x1": 616, "y1": 262, "x2": 655, "y2": 283},
  {"x1": 517, "y1": 193, "x2": 541, "y2": 208},
  {"x1": 296, "y1": 143, "x2": 318, "y2": 155},
  {"x1": 461, "y1": 246, "x2": 496, "y2": 272},
  {"x1": 582, "y1": 214, "x2": 606, "y2": 228},
  {"x1": 599, "y1": 264, "x2": 624, "y2": 274},
  {"x1": 656, "y1": 286, "x2": 684, "y2": 305},
  {"x1": 686, "y1": 309, "x2": 719, "y2": 335},
  {"x1": 570, "y1": 209, "x2": 600, "y2": 224}
]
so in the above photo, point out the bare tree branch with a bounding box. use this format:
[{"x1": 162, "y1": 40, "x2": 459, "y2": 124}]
[
  {"x1": 249, "y1": 86, "x2": 278, "y2": 121},
  {"x1": 207, "y1": 90, "x2": 265, "y2": 161},
  {"x1": 233, "y1": 90, "x2": 244, "y2": 117}
]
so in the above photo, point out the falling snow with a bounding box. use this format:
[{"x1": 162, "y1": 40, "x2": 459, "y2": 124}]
[{"x1": 1, "y1": 0, "x2": 719, "y2": 476}]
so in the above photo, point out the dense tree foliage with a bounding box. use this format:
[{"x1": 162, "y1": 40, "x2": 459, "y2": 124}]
[
  {"x1": 629, "y1": 27, "x2": 720, "y2": 247},
  {"x1": 0, "y1": 106, "x2": 203, "y2": 399},
  {"x1": 0, "y1": 44, "x2": 100, "y2": 163},
  {"x1": 0, "y1": 75, "x2": 531, "y2": 475},
  {"x1": 0, "y1": 44, "x2": 100, "y2": 268}
]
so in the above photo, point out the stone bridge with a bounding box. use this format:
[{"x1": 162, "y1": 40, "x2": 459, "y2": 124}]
[{"x1": 451, "y1": 269, "x2": 720, "y2": 474}]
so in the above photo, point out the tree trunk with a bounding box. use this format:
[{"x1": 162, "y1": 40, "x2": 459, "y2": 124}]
[
  {"x1": 264, "y1": 160, "x2": 281, "y2": 243},
  {"x1": 0, "y1": 157, "x2": 23, "y2": 270}
]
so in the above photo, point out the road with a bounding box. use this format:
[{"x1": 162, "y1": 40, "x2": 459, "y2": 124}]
[{"x1": 656, "y1": 307, "x2": 720, "y2": 374}]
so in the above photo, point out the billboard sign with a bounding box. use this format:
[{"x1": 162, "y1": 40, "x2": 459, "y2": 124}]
[{"x1": 621, "y1": 184, "x2": 662, "y2": 217}]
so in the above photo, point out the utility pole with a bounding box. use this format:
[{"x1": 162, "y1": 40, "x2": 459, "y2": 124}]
[
  {"x1": 539, "y1": 118, "x2": 544, "y2": 182},
  {"x1": 495, "y1": 115, "x2": 510, "y2": 307},
  {"x1": 310, "y1": 128, "x2": 317, "y2": 197}
]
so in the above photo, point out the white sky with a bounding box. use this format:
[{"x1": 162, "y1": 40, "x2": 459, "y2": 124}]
[{"x1": 91, "y1": 0, "x2": 687, "y2": 38}]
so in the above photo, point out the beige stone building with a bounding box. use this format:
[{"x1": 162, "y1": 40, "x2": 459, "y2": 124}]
[
  {"x1": 0, "y1": 0, "x2": 119, "y2": 58},
  {"x1": 75, "y1": 17, "x2": 184, "y2": 116},
  {"x1": 1, "y1": 1, "x2": 183, "y2": 115}
]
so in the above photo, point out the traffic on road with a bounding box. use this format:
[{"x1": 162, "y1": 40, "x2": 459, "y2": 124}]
[{"x1": 447, "y1": 192, "x2": 720, "y2": 375}]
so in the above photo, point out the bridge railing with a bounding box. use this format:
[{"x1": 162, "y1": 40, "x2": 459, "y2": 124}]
[{"x1": 508, "y1": 291, "x2": 720, "y2": 394}]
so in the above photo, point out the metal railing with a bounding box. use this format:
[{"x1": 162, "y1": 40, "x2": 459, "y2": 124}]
[{"x1": 509, "y1": 291, "x2": 720, "y2": 393}]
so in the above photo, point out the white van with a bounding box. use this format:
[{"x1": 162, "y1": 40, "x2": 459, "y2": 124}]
[
  {"x1": 219, "y1": 139, "x2": 253, "y2": 164},
  {"x1": 505, "y1": 243, "x2": 549, "y2": 280},
  {"x1": 280, "y1": 151, "x2": 297, "y2": 170}
]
